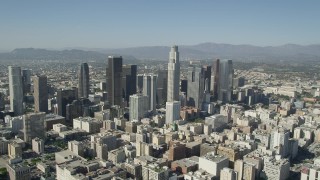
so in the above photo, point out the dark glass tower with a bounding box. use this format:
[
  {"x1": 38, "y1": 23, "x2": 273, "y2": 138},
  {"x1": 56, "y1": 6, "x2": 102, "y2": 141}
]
[
  {"x1": 107, "y1": 56, "x2": 123, "y2": 106},
  {"x1": 78, "y1": 63, "x2": 89, "y2": 98},
  {"x1": 122, "y1": 64, "x2": 137, "y2": 103}
]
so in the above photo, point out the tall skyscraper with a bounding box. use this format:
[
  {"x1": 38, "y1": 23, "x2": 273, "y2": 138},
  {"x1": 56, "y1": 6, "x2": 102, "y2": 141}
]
[
  {"x1": 129, "y1": 94, "x2": 148, "y2": 121},
  {"x1": 203, "y1": 65, "x2": 211, "y2": 93},
  {"x1": 33, "y1": 75, "x2": 48, "y2": 113},
  {"x1": 218, "y1": 60, "x2": 233, "y2": 103},
  {"x1": 136, "y1": 74, "x2": 144, "y2": 93},
  {"x1": 107, "y1": 56, "x2": 123, "y2": 106},
  {"x1": 187, "y1": 66, "x2": 205, "y2": 109},
  {"x1": 167, "y1": 45, "x2": 180, "y2": 102},
  {"x1": 78, "y1": 63, "x2": 89, "y2": 98},
  {"x1": 156, "y1": 69, "x2": 167, "y2": 105},
  {"x1": 57, "y1": 89, "x2": 77, "y2": 118},
  {"x1": 211, "y1": 59, "x2": 220, "y2": 98},
  {"x1": 165, "y1": 101, "x2": 180, "y2": 124},
  {"x1": 143, "y1": 74, "x2": 157, "y2": 112},
  {"x1": 22, "y1": 69, "x2": 31, "y2": 95},
  {"x1": 122, "y1": 65, "x2": 137, "y2": 103},
  {"x1": 9, "y1": 66, "x2": 24, "y2": 116}
]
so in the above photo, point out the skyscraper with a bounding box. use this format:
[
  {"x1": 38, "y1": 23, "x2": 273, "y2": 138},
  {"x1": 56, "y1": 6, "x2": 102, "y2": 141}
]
[
  {"x1": 143, "y1": 74, "x2": 157, "y2": 112},
  {"x1": 156, "y1": 69, "x2": 167, "y2": 105},
  {"x1": 22, "y1": 69, "x2": 31, "y2": 95},
  {"x1": 203, "y1": 65, "x2": 211, "y2": 93},
  {"x1": 211, "y1": 59, "x2": 220, "y2": 98},
  {"x1": 57, "y1": 89, "x2": 77, "y2": 118},
  {"x1": 218, "y1": 60, "x2": 233, "y2": 103},
  {"x1": 187, "y1": 66, "x2": 205, "y2": 109},
  {"x1": 78, "y1": 63, "x2": 89, "y2": 98},
  {"x1": 122, "y1": 65, "x2": 137, "y2": 103},
  {"x1": 167, "y1": 45, "x2": 180, "y2": 102},
  {"x1": 129, "y1": 94, "x2": 148, "y2": 121},
  {"x1": 33, "y1": 75, "x2": 48, "y2": 113},
  {"x1": 9, "y1": 66, "x2": 24, "y2": 116},
  {"x1": 107, "y1": 56, "x2": 123, "y2": 106}
]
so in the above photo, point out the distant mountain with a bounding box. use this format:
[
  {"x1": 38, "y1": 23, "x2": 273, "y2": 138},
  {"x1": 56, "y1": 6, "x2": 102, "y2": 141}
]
[
  {"x1": 1, "y1": 43, "x2": 320, "y2": 62},
  {"x1": 95, "y1": 43, "x2": 320, "y2": 62},
  {"x1": 0, "y1": 48, "x2": 137, "y2": 62}
]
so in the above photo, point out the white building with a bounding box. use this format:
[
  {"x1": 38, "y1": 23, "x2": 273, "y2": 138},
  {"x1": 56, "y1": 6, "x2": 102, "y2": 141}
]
[
  {"x1": 32, "y1": 138, "x2": 44, "y2": 154},
  {"x1": 73, "y1": 117, "x2": 102, "y2": 134},
  {"x1": 205, "y1": 114, "x2": 228, "y2": 132},
  {"x1": 198, "y1": 152, "x2": 229, "y2": 177},
  {"x1": 167, "y1": 45, "x2": 180, "y2": 102},
  {"x1": 129, "y1": 94, "x2": 148, "y2": 121},
  {"x1": 166, "y1": 101, "x2": 181, "y2": 124}
]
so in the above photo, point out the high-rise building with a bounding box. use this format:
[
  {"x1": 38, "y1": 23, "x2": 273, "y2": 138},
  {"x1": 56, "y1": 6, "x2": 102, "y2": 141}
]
[
  {"x1": 107, "y1": 56, "x2": 123, "y2": 106},
  {"x1": 211, "y1": 59, "x2": 220, "y2": 98},
  {"x1": 187, "y1": 66, "x2": 205, "y2": 109},
  {"x1": 157, "y1": 69, "x2": 168, "y2": 105},
  {"x1": 22, "y1": 69, "x2": 31, "y2": 94},
  {"x1": 9, "y1": 66, "x2": 24, "y2": 116},
  {"x1": 270, "y1": 127, "x2": 290, "y2": 158},
  {"x1": 143, "y1": 74, "x2": 157, "y2": 112},
  {"x1": 129, "y1": 94, "x2": 148, "y2": 121},
  {"x1": 167, "y1": 45, "x2": 180, "y2": 102},
  {"x1": 166, "y1": 101, "x2": 180, "y2": 124},
  {"x1": 203, "y1": 65, "x2": 211, "y2": 93},
  {"x1": 78, "y1": 63, "x2": 89, "y2": 98},
  {"x1": 33, "y1": 75, "x2": 48, "y2": 113},
  {"x1": 136, "y1": 74, "x2": 144, "y2": 93},
  {"x1": 23, "y1": 112, "x2": 46, "y2": 143},
  {"x1": 218, "y1": 60, "x2": 233, "y2": 103},
  {"x1": 122, "y1": 65, "x2": 137, "y2": 103},
  {"x1": 57, "y1": 89, "x2": 77, "y2": 118}
]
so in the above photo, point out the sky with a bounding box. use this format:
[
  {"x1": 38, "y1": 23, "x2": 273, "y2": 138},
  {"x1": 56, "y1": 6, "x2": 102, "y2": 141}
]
[{"x1": 0, "y1": 0, "x2": 319, "y2": 51}]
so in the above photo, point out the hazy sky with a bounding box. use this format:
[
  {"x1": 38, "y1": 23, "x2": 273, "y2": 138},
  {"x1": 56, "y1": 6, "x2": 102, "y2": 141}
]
[{"x1": 0, "y1": 0, "x2": 319, "y2": 50}]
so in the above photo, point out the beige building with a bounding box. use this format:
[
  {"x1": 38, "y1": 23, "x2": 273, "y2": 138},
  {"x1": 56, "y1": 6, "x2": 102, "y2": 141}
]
[{"x1": 32, "y1": 138, "x2": 44, "y2": 154}]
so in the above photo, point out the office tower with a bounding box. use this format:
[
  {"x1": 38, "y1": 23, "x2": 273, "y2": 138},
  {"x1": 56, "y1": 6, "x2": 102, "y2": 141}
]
[
  {"x1": 6, "y1": 163, "x2": 31, "y2": 180},
  {"x1": 137, "y1": 74, "x2": 144, "y2": 93},
  {"x1": 0, "y1": 92, "x2": 4, "y2": 111},
  {"x1": 122, "y1": 65, "x2": 137, "y2": 103},
  {"x1": 107, "y1": 56, "x2": 123, "y2": 106},
  {"x1": 218, "y1": 60, "x2": 233, "y2": 103},
  {"x1": 78, "y1": 63, "x2": 89, "y2": 98},
  {"x1": 187, "y1": 66, "x2": 205, "y2": 109},
  {"x1": 166, "y1": 101, "x2": 180, "y2": 124},
  {"x1": 181, "y1": 79, "x2": 188, "y2": 95},
  {"x1": 211, "y1": 59, "x2": 220, "y2": 97},
  {"x1": 23, "y1": 112, "x2": 46, "y2": 143},
  {"x1": 57, "y1": 89, "x2": 77, "y2": 118},
  {"x1": 129, "y1": 94, "x2": 148, "y2": 121},
  {"x1": 33, "y1": 75, "x2": 48, "y2": 113},
  {"x1": 157, "y1": 69, "x2": 168, "y2": 105},
  {"x1": 32, "y1": 138, "x2": 44, "y2": 154},
  {"x1": 203, "y1": 65, "x2": 211, "y2": 93},
  {"x1": 143, "y1": 74, "x2": 157, "y2": 112},
  {"x1": 167, "y1": 45, "x2": 180, "y2": 102},
  {"x1": 22, "y1": 69, "x2": 31, "y2": 94},
  {"x1": 8, "y1": 66, "x2": 24, "y2": 116}
]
